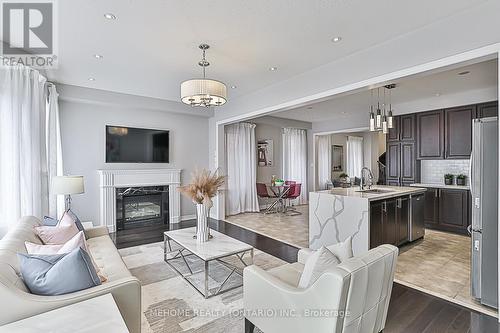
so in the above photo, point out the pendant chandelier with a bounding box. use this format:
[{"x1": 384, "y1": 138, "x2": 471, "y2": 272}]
[
  {"x1": 369, "y1": 84, "x2": 395, "y2": 134},
  {"x1": 181, "y1": 44, "x2": 227, "y2": 107}
]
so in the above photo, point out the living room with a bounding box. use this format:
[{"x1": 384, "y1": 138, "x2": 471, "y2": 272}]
[{"x1": 1, "y1": 1, "x2": 500, "y2": 333}]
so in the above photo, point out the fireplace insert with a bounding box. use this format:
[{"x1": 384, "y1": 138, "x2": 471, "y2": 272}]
[{"x1": 116, "y1": 186, "x2": 169, "y2": 231}]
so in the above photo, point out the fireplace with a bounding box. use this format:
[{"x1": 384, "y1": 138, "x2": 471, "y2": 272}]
[
  {"x1": 98, "y1": 169, "x2": 181, "y2": 232},
  {"x1": 116, "y1": 186, "x2": 169, "y2": 231}
]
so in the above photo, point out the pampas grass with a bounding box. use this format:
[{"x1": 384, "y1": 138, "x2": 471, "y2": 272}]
[{"x1": 178, "y1": 168, "x2": 225, "y2": 208}]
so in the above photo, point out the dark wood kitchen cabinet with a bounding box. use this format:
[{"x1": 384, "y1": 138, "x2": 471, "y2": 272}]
[
  {"x1": 370, "y1": 196, "x2": 409, "y2": 248},
  {"x1": 397, "y1": 196, "x2": 410, "y2": 245},
  {"x1": 476, "y1": 101, "x2": 498, "y2": 118},
  {"x1": 438, "y1": 189, "x2": 469, "y2": 233},
  {"x1": 417, "y1": 110, "x2": 445, "y2": 159},
  {"x1": 445, "y1": 105, "x2": 474, "y2": 159},
  {"x1": 400, "y1": 114, "x2": 416, "y2": 141},
  {"x1": 424, "y1": 187, "x2": 470, "y2": 235},
  {"x1": 386, "y1": 142, "x2": 400, "y2": 184},
  {"x1": 387, "y1": 116, "x2": 400, "y2": 142},
  {"x1": 424, "y1": 188, "x2": 439, "y2": 227},
  {"x1": 386, "y1": 114, "x2": 419, "y2": 186},
  {"x1": 370, "y1": 201, "x2": 384, "y2": 248}
]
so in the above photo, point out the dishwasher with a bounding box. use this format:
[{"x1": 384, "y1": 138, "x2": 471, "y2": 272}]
[{"x1": 409, "y1": 193, "x2": 425, "y2": 241}]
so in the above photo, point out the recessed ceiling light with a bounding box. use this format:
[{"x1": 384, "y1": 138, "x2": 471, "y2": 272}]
[
  {"x1": 88, "y1": 77, "x2": 95, "y2": 81},
  {"x1": 435, "y1": 93, "x2": 441, "y2": 97},
  {"x1": 104, "y1": 13, "x2": 117, "y2": 20},
  {"x1": 458, "y1": 71, "x2": 470, "y2": 76},
  {"x1": 331, "y1": 36, "x2": 342, "y2": 43},
  {"x1": 230, "y1": 85, "x2": 237, "y2": 89},
  {"x1": 269, "y1": 67, "x2": 278, "y2": 71},
  {"x1": 94, "y1": 54, "x2": 103, "y2": 59}
]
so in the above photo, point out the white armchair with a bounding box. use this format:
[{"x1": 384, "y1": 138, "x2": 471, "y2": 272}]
[{"x1": 243, "y1": 244, "x2": 398, "y2": 333}]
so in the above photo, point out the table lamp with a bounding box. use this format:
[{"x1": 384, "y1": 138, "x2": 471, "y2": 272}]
[{"x1": 51, "y1": 176, "x2": 85, "y2": 211}]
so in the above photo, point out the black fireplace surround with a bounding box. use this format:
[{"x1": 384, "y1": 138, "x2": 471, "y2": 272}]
[{"x1": 116, "y1": 186, "x2": 169, "y2": 231}]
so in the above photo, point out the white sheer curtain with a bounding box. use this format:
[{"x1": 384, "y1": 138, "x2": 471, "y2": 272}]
[
  {"x1": 46, "y1": 85, "x2": 64, "y2": 218},
  {"x1": 225, "y1": 123, "x2": 260, "y2": 215},
  {"x1": 316, "y1": 135, "x2": 331, "y2": 190},
  {"x1": 0, "y1": 64, "x2": 62, "y2": 235},
  {"x1": 282, "y1": 128, "x2": 308, "y2": 204},
  {"x1": 346, "y1": 136, "x2": 364, "y2": 179}
]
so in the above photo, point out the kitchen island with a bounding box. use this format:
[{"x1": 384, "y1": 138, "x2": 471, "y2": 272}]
[{"x1": 309, "y1": 185, "x2": 426, "y2": 255}]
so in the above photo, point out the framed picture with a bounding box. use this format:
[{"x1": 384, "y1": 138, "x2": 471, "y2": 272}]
[
  {"x1": 332, "y1": 145, "x2": 343, "y2": 171},
  {"x1": 257, "y1": 139, "x2": 273, "y2": 167}
]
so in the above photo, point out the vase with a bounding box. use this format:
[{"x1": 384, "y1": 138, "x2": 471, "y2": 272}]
[{"x1": 195, "y1": 204, "x2": 210, "y2": 242}]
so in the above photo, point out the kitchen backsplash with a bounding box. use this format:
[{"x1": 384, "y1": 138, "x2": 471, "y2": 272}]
[{"x1": 420, "y1": 159, "x2": 470, "y2": 185}]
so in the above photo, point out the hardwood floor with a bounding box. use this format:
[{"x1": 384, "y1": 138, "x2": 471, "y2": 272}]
[
  {"x1": 112, "y1": 218, "x2": 499, "y2": 332},
  {"x1": 386, "y1": 284, "x2": 498, "y2": 333}
]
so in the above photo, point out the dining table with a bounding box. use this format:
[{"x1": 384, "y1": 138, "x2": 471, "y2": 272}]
[{"x1": 265, "y1": 184, "x2": 291, "y2": 214}]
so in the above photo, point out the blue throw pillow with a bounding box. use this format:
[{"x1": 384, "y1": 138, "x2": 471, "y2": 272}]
[
  {"x1": 17, "y1": 248, "x2": 101, "y2": 296},
  {"x1": 42, "y1": 216, "x2": 59, "y2": 226}
]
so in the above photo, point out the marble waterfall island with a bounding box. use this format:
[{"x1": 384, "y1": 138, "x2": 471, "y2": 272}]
[{"x1": 309, "y1": 186, "x2": 426, "y2": 255}]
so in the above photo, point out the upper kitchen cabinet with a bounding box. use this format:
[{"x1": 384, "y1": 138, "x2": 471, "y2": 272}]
[
  {"x1": 476, "y1": 101, "x2": 498, "y2": 118},
  {"x1": 387, "y1": 116, "x2": 400, "y2": 142},
  {"x1": 400, "y1": 114, "x2": 416, "y2": 141},
  {"x1": 387, "y1": 114, "x2": 415, "y2": 142},
  {"x1": 417, "y1": 110, "x2": 444, "y2": 159},
  {"x1": 445, "y1": 105, "x2": 474, "y2": 159}
]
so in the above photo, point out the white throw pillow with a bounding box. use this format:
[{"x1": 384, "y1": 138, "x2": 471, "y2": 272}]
[
  {"x1": 298, "y1": 246, "x2": 340, "y2": 289},
  {"x1": 327, "y1": 236, "x2": 353, "y2": 262}
]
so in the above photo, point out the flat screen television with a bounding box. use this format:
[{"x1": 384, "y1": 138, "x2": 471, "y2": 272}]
[{"x1": 106, "y1": 126, "x2": 169, "y2": 163}]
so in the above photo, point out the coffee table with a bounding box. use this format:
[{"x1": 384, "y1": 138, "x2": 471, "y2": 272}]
[{"x1": 164, "y1": 227, "x2": 253, "y2": 298}]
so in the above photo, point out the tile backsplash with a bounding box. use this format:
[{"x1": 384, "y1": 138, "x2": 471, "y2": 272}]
[{"x1": 420, "y1": 159, "x2": 470, "y2": 185}]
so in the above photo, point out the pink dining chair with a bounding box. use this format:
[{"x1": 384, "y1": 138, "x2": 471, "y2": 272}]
[{"x1": 284, "y1": 183, "x2": 302, "y2": 215}]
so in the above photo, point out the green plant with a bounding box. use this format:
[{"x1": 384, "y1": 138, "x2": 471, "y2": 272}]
[
  {"x1": 444, "y1": 174, "x2": 454, "y2": 179},
  {"x1": 457, "y1": 174, "x2": 466, "y2": 180},
  {"x1": 339, "y1": 173, "x2": 349, "y2": 179}
]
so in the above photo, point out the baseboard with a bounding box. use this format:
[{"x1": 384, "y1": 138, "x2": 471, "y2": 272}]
[{"x1": 180, "y1": 214, "x2": 196, "y2": 222}]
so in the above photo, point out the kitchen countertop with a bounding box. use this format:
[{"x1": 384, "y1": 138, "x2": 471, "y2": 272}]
[
  {"x1": 410, "y1": 183, "x2": 470, "y2": 190},
  {"x1": 315, "y1": 185, "x2": 426, "y2": 201}
]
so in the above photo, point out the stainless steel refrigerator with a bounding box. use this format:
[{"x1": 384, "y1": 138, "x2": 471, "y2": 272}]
[{"x1": 470, "y1": 117, "x2": 498, "y2": 309}]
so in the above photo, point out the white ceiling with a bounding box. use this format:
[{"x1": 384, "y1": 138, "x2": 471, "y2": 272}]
[
  {"x1": 43, "y1": 0, "x2": 491, "y2": 103},
  {"x1": 271, "y1": 59, "x2": 498, "y2": 123}
]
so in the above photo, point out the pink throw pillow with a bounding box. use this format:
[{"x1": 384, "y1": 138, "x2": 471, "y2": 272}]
[
  {"x1": 25, "y1": 231, "x2": 86, "y2": 254},
  {"x1": 35, "y1": 223, "x2": 79, "y2": 245}
]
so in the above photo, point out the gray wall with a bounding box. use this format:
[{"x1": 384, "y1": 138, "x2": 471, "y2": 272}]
[{"x1": 59, "y1": 96, "x2": 209, "y2": 225}]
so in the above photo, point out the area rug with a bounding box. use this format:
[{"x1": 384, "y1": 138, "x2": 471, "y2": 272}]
[{"x1": 119, "y1": 241, "x2": 286, "y2": 332}]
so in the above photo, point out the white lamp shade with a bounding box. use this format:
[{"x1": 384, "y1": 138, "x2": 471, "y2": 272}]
[
  {"x1": 181, "y1": 79, "x2": 227, "y2": 106},
  {"x1": 51, "y1": 176, "x2": 85, "y2": 195}
]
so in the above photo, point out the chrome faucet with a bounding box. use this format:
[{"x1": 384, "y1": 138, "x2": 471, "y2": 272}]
[{"x1": 360, "y1": 167, "x2": 374, "y2": 190}]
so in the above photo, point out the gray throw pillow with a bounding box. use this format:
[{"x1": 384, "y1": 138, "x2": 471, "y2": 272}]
[
  {"x1": 65, "y1": 209, "x2": 84, "y2": 232},
  {"x1": 17, "y1": 247, "x2": 101, "y2": 295}
]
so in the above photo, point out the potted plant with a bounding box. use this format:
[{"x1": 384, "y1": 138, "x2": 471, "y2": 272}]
[
  {"x1": 456, "y1": 174, "x2": 467, "y2": 186},
  {"x1": 339, "y1": 173, "x2": 350, "y2": 187},
  {"x1": 444, "y1": 174, "x2": 454, "y2": 185},
  {"x1": 178, "y1": 169, "x2": 225, "y2": 242}
]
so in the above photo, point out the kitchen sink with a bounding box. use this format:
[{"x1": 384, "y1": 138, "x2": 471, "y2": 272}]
[{"x1": 356, "y1": 188, "x2": 395, "y2": 194}]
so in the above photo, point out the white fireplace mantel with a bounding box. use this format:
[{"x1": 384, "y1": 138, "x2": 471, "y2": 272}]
[{"x1": 97, "y1": 169, "x2": 182, "y2": 232}]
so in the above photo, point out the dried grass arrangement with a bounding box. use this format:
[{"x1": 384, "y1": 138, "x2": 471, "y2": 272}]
[{"x1": 178, "y1": 168, "x2": 225, "y2": 208}]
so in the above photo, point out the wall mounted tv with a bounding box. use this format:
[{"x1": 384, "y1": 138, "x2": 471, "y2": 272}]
[{"x1": 106, "y1": 126, "x2": 169, "y2": 163}]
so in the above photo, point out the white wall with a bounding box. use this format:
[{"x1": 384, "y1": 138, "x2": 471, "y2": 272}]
[{"x1": 58, "y1": 89, "x2": 209, "y2": 225}]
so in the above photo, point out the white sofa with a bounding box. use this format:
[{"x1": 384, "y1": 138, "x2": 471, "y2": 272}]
[
  {"x1": 243, "y1": 244, "x2": 398, "y2": 333},
  {"x1": 0, "y1": 216, "x2": 141, "y2": 333}
]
